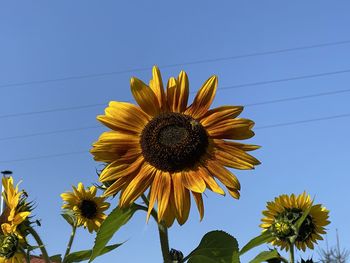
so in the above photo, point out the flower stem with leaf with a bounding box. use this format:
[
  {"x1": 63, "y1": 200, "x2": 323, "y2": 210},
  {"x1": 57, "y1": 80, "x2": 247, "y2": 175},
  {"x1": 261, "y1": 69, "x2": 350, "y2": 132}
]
[
  {"x1": 28, "y1": 227, "x2": 50, "y2": 263},
  {"x1": 63, "y1": 223, "x2": 77, "y2": 263},
  {"x1": 141, "y1": 194, "x2": 171, "y2": 263}
]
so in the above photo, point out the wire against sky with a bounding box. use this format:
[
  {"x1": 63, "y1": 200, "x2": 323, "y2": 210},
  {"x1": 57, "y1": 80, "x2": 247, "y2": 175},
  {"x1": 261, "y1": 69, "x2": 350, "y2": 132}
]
[
  {"x1": 1, "y1": 39, "x2": 350, "y2": 89},
  {"x1": 1, "y1": 85, "x2": 350, "y2": 141},
  {"x1": 2, "y1": 68, "x2": 350, "y2": 120},
  {"x1": 1, "y1": 112, "x2": 350, "y2": 164}
]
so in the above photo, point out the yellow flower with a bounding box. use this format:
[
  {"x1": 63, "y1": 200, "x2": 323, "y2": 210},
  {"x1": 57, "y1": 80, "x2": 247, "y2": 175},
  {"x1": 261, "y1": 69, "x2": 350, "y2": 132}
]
[
  {"x1": 91, "y1": 66, "x2": 260, "y2": 226},
  {"x1": 61, "y1": 183, "x2": 110, "y2": 233},
  {"x1": 0, "y1": 233, "x2": 24, "y2": 263},
  {"x1": 260, "y1": 192, "x2": 330, "y2": 251},
  {"x1": 0, "y1": 177, "x2": 30, "y2": 239}
]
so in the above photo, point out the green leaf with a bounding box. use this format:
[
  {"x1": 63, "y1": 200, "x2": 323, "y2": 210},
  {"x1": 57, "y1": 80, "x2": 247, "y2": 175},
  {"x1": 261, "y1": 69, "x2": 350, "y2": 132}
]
[
  {"x1": 65, "y1": 244, "x2": 121, "y2": 263},
  {"x1": 249, "y1": 250, "x2": 280, "y2": 263},
  {"x1": 186, "y1": 230, "x2": 240, "y2": 263},
  {"x1": 239, "y1": 231, "x2": 274, "y2": 256},
  {"x1": 295, "y1": 198, "x2": 314, "y2": 232},
  {"x1": 89, "y1": 205, "x2": 138, "y2": 262},
  {"x1": 50, "y1": 254, "x2": 62, "y2": 263},
  {"x1": 61, "y1": 210, "x2": 77, "y2": 226}
]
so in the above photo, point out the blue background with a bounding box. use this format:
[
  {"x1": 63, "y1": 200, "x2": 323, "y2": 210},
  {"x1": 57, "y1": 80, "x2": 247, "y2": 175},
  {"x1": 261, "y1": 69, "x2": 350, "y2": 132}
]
[{"x1": 0, "y1": 1, "x2": 349, "y2": 262}]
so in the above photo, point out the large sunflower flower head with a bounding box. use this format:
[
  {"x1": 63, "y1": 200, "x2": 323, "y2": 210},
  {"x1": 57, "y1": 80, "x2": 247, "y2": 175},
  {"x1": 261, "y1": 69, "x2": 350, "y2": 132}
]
[
  {"x1": 0, "y1": 233, "x2": 25, "y2": 263},
  {"x1": 61, "y1": 183, "x2": 110, "y2": 233},
  {"x1": 260, "y1": 192, "x2": 330, "y2": 251},
  {"x1": 91, "y1": 66, "x2": 260, "y2": 227},
  {"x1": 0, "y1": 177, "x2": 31, "y2": 240}
]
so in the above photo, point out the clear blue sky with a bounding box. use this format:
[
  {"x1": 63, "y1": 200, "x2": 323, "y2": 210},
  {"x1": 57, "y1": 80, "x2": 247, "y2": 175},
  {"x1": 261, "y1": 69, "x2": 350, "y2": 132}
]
[{"x1": 1, "y1": 1, "x2": 349, "y2": 262}]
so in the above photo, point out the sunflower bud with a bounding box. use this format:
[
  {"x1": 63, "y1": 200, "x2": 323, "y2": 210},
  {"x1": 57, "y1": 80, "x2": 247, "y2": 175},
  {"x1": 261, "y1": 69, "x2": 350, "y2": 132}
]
[
  {"x1": 169, "y1": 248, "x2": 184, "y2": 262},
  {"x1": 299, "y1": 258, "x2": 314, "y2": 263},
  {"x1": 0, "y1": 234, "x2": 19, "y2": 259}
]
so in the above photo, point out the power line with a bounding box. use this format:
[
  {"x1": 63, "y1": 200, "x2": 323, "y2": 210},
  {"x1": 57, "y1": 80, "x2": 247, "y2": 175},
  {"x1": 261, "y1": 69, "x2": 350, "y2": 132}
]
[
  {"x1": 220, "y1": 68, "x2": 350, "y2": 90},
  {"x1": 0, "y1": 150, "x2": 88, "y2": 164},
  {"x1": 2, "y1": 69, "x2": 350, "y2": 120},
  {"x1": 1, "y1": 39, "x2": 350, "y2": 89},
  {"x1": 244, "y1": 88, "x2": 350, "y2": 107},
  {"x1": 0, "y1": 125, "x2": 102, "y2": 141},
  {"x1": 1, "y1": 85, "x2": 350, "y2": 141},
  {"x1": 255, "y1": 113, "x2": 350, "y2": 129},
  {"x1": 0, "y1": 112, "x2": 349, "y2": 164}
]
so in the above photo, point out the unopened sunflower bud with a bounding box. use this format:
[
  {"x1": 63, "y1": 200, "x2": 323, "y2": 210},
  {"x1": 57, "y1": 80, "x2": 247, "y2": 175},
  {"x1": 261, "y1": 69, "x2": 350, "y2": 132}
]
[
  {"x1": 299, "y1": 258, "x2": 314, "y2": 263},
  {"x1": 169, "y1": 248, "x2": 184, "y2": 262},
  {"x1": 0, "y1": 234, "x2": 19, "y2": 259}
]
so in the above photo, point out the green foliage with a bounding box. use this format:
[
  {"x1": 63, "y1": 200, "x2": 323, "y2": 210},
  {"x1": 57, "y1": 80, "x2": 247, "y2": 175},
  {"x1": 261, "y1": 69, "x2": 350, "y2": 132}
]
[
  {"x1": 294, "y1": 199, "x2": 314, "y2": 239},
  {"x1": 61, "y1": 210, "x2": 77, "y2": 227},
  {"x1": 88, "y1": 205, "x2": 138, "y2": 262},
  {"x1": 50, "y1": 254, "x2": 62, "y2": 262},
  {"x1": 239, "y1": 231, "x2": 274, "y2": 256},
  {"x1": 249, "y1": 249, "x2": 280, "y2": 263},
  {"x1": 65, "y1": 244, "x2": 122, "y2": 263},
  {"x1": 186, "y1": 230, "x2": 240, "y2": 263}
]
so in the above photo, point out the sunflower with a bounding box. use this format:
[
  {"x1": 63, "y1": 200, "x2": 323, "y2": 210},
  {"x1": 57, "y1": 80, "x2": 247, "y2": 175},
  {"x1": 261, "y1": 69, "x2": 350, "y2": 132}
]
[
  {"x1": 91, "y1": 66, "x2": 260, "y2": 226},
  {"x1": 260, "y1": 192, "x2": 330, "y2": 251},
  {"x1": 61, "y1": 183, "x2": 110, "y2": 233},
  {"x1": 0, "y1": 233, "x2": 25, "y2": 263},
  {"x1": 0, "y1": 177, "x2": 30, "y2": 239}
]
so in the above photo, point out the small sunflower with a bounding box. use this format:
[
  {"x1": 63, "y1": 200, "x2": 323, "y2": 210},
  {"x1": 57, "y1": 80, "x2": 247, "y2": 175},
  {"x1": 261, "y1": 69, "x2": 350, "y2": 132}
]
[
  {"x1": 61, "y1": 183, "x2": 110, "y2": 233},
  {"x1": 0, "y1": 233, "x2": 24, "y2": 263},
  {"x1": 260, "y1": 192, "x2": 330, "y2": 251},
  {"x1": 91, "y1": 66, "x2": 260, "y2": 226},
  {"x1": 0, "y1": 177, "x2": 31, "y2": 239}
]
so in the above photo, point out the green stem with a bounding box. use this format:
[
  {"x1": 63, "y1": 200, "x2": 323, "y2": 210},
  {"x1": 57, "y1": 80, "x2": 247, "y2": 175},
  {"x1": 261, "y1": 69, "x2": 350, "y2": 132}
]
[
  {"x1": 158, "y1": 222, "x2": 171, "y2": 263},
  {"x1": 289, "y1": 242, "x2": 295, "y2": 263},
  {"x1": 28, "y1": 227, "x2": 50, "y2": 263},
  {"x1": 141, "y1": 194, "x2": 171, "y2": 263},
  {"x1": 63, "y1": 224, "x2": 77, "y2": 263}
]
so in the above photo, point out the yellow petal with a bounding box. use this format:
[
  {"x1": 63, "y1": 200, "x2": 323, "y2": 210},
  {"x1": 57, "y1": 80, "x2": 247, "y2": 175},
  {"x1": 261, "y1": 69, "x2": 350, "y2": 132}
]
[
  {"x1": 182, "y1": 170, "x2": 206, "y2": 193},
  {"x1": 206, "y1": 161, "x2": 240, "y2": 190},
  {"x1": 199, "y1": 167, "x2": 225, "y2": 195},
  {"x1": 98, "y1": 101, "x2": 149, "y2": 133},
  {"x1": 166, "y1": 77, "x2": 178, "y2": 111},
  {"x1": 13, "y1": 211, "x2": 30, "y2": 225},
  {"x1": 149, "y1": 66, "x2": 166, "y2": 110},
  {"x1": 185, "y1": 75, "x2": 217, "y2": 119},
  {"x1": 130, "y1": 77, "x2": 160, "y2": 116},
  {"x1": 119, "y1": 164, "x2": 156, "y2": 207},
  {"x1": 191, "y1": 192, "x2": 204, "y2": 220},
  {"x1": 167, "y1": 71, "x2": 189, "y2": 112},
  {"x1": 207, "y1": 118, "x2": 255, "y2": 140},
  {"x1": 200, "y1": 106, "x2": 243, "y2": 127},
  {"x1": 172, "y1": 173, "x2": 190, "y2": 225},
  {"x1": 99, "y1": 157, "x2": 144, "y2": 182}
]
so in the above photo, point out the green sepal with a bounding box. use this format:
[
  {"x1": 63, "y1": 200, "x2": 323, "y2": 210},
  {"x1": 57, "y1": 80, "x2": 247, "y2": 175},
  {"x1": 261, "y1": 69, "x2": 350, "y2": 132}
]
[
  {"x1": 294, "y1": 198, "x2": 314, "y2": 233},
  {"x1": 61, "y1": 210, "x2": 77, "y2": 227},
  {"x1": 239, "y1": 231, "x2": 274, "y2": 256},
  {"x1": 65, "y1": 244, "x2": 122, "y2": 263},
  {"x1": 249, "y1": 249, "x2": 280, "y2": 263},
  {"x1": 89, "y1": 204, "x2": 139, "y2": 262},
  {"x1": 49, "y1": 254, "x2": 62, "y2": 263},
  {"x1": 185, "y1": 230, "x2": 240, "y2": 263}
]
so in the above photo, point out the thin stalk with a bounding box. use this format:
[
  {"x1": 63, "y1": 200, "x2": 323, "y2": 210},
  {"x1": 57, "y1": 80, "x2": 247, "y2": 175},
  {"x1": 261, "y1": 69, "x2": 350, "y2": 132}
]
[
  {"x1": 62, "y1": 224, "x2": 77, "y2": 263},
  {"x1": 158, "y1": 222, "x2": 171, "y2": 263},
  {"x1": 141, "y1": 194, "x2": 171, "y2": 263},
  {"x1": 289, "y1": 242, "x2": 295, "y2": 263},
  {"x1": 28, "y1": 227, "x2": 50, "y2": 263}
]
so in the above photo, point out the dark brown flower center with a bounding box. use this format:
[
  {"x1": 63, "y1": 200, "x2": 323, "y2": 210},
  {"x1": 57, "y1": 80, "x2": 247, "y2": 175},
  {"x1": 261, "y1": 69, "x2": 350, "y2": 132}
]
[
  {"x1": 140, "y1": 113, "x2": 209, "y2": 172},
  {"x1": 79, "y1": 199, "x2": 98, "y2": 219}
]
